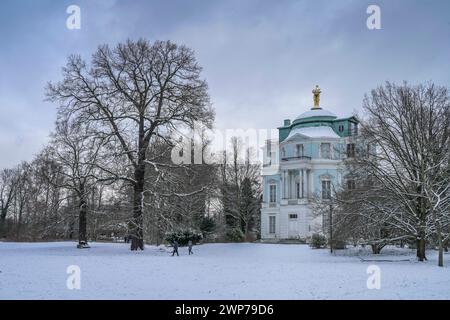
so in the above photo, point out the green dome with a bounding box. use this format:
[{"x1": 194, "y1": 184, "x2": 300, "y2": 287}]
[{"x1": 293, "y1": 107, "x2": 337, "y2": 124}]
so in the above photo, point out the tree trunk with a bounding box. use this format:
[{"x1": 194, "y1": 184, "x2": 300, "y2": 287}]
[
  {"x1": 130, "y1": 165, "x2": 145, "y2": 251},
  {"x1": 0, "y1": 210, "x2": 6, "y2": 237},
  {"x1": 433, "y1": 210, "x2": 444, "y2": 267},
  {"x1": 78, "y1": 195, "x2": 87, "y2": 246},
  {"x1": 438, "y1": 237, "x2": 444, "y2": 267},
  {"x1": 437, "y1": 227, "x2": 444, "y2": 267},
  {"x1": 329, "y1": 205, "x2": 333, "y2": 253},
  {"x1": 371, "y1": 244, "x2": 382, "y2": 254},
  {"x1": 16, "y1": 203, "x2": 23, "y2": 240},
  {"x1": 416, "y1": 235, "x2": 427, "y2": 262}
]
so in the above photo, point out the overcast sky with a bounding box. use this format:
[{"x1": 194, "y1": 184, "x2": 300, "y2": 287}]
[{"x1": 0, "y1": 0, "x2": 449, "y2": 169}]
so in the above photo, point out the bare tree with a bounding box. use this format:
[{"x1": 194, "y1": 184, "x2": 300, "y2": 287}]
[
  {"x1": 47, "y1": 39, "x2": 214, "y2": 250},
  {"x1": 12, "y1": 162, "x2": 33, "y2": 239},
  {"x1": 48, "y1": 117, "x2": 105, "y2": 248},
  {"x1": 143, "y1": 132, "x2": 217, "y2": 244},
  {"x1": 219, "y1": 137, "x2": 261, "y2": 241},
  {"x1": 314, "y1": 175, "x2": 403, "y2": 254},
  {"x1": 0, "y1": 168, "x2": 18, "y2": 236},
  {"x1": 32, "y1": 149, "x2": 66, "y2": 239},
  {"x1": 350, "y1": 82, "x2": 449, "y2": 263},
  {"x1": 422, "y1": 102, "x2": 450, "y2": 266}
]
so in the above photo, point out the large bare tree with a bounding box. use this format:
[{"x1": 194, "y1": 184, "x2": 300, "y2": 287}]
[
  {"x1": 47, "y1": 39, "x2": 214, "y2": 250},
  {"x1": 352, "y1": 82, "x2": 449, "y2": 263}
]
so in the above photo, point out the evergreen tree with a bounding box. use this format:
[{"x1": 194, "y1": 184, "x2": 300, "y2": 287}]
[{"x1": 239, "y1": 177, "x2": 259, "y2": 238}]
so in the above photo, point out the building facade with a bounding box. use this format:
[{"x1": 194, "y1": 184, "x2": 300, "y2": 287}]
[{"x1": 260, "y1": 86, "x2": 358, "y2": 240}]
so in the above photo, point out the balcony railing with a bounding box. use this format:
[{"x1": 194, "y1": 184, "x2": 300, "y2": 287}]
[
  {"x1": 280, "y1": 198, "x2": 310, "y2": 205},
  {"x1": 281, "y1": 155, "x2": 312, "y2": 162},
  {"x1": 262, "y1": 202, "x2": 279, "y2": 209}
]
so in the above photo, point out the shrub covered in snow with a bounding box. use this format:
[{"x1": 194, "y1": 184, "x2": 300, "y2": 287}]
[
  {"x1": 310, "y1": 233, "x2": 327, "y2": 249},
  {"x1": 225, "y1": 228, "x2": 245, "y2": 242},
  {"x1": 164, "y1": 229, "x2": 203, "y2": 246}
]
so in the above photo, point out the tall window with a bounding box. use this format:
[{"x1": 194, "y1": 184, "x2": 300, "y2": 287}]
[
  {"x1": 296, "y1": 182, "x2": 300, "y2": 199},
  {"x1": 347, "y1": 143, "x2": 355, "y2": 158},
  {"x1": 296, "y1": 144, "x2": 304, "y2": 157},
  {"x1": 266, "y1": 140, "x2": 271, "y2": 156},
  {"x1": 322, "y1": 180, "x2": 331, "y2": 199},
  {"x1": 269, "y1": 184, "x2": 277, "y2": 203},
  {"x1": 321, "y1": 143, "x2": 331, "y2": 159},
  {"x1": 281, "y1": 147, "x2": 286, "y2": 158},
  {"x1": 269, "y1": 216, "x2": 276, "y2": 234}
]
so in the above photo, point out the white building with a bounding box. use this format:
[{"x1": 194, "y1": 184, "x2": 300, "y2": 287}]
[{"x1": 260, "y1": 86, "x2": 358, "y2": 240}]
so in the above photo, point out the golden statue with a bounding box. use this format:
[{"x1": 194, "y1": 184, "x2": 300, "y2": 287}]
[{"x1": 312, "y1": 85, "x2": 321, "y2": 108}]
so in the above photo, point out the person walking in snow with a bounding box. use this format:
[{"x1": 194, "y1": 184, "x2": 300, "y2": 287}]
[
  {"x1": 171, "y1": 240, "x2": 179, "y2": 256},
  {"x1": 188, "y1": 240, "x2": 194, "y2": 255}
]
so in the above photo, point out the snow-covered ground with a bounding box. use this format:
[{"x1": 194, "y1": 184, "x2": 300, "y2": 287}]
[{"x1": 0, "y1": 241, "x2": 449, "y2": 299}]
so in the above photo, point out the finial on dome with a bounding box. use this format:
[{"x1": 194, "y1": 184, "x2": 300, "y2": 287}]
[{"x1": 312, "y1": 85, "x2": 321, "y2": 109}]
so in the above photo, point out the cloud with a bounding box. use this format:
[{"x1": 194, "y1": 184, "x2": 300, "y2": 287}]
[{"x1": 0, "y1": 0, "x2": 449, "y2": 169}]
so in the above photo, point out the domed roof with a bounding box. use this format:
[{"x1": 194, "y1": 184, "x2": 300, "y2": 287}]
[{"x1": 293, "y1": 107, "x2": 337, "y2": 124}]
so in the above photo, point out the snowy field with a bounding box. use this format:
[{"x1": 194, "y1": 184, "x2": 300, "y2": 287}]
[{"x1": 0, "y1": 241, "x2": 449, "y2": 300}]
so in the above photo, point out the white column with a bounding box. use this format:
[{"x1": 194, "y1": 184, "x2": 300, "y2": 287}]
[
  {"x1": 306, "y1": 170, "x2": 310, "y2": 198},
  {"x1": 290, "y1": 170, "x2": 294, "y2": 199},
  {"x1": 291, "y1": 171, "x2": 296, "y2": 199},
  {"x1": 284, "y1": 170, "x2": 289, "y2": 198},
  {"x1": 288, "y1": 171, "x2": 294, "y2": 199},
  {"x1": 300, "y1": 169, "x2": 304, "y2": 198},
  {"x1": 303, "y1": 169, "x2": 308, "y2": 198},
  {"x1": 291, "y1": 171, "x2": 295, "y2": 199}
]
